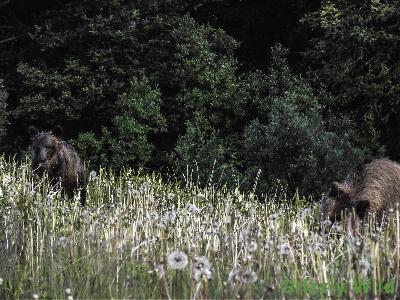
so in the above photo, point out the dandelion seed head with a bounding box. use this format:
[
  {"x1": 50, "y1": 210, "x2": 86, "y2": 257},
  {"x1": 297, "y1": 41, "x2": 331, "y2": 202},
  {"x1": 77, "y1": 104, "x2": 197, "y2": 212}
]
[
  {"x1": 0, "y1": 278, "x2": 3, "y2": 285},
  {"x1": 264, "y1": 240, "x2": 274, "y2": 251},
  {"x1": 65, "y1": 288, "x2": 71, "y2": 295},
  {"x1": 59, "y1": 236, "x2": 68, "y2": 248},
  {"x1": 164, "y1": 210, "x2": 177, "y2": 223},
  {"x1": 89, "y1": 170, "x2": 97, "y2": 180},
  {"x1": 247, "y1": 240, "x2": 258, "y2": 253},
  {"x1": 278, "y1": 242, "x2": 291, "y2": 256},
  {"x1": 331, "y1": 223, "x2": 343, "y2": 232},
  {"x1": 187, "y1": 203, "x2": 200, "y2": 215},
  {"x1": 167, "y1": 250, "x2": 188, "y2": 270},
  {"x1": 73, "y1": 193, "x2": 81, "y2": 202},
  {"x1": 227, "y1": 268, "x2": 240, "y2": 284},
  {"x1": 268, "y1": 213, "x2": 280, "y2": 221},
  {"x1": 167, "y1": 192, "x2": 175, "y2": 200},
  {"x1": 193, "y1": 256, "x2": 213, "y2": 281},
  {"x1": 149, "y1": 211, "x2": 160, "y2": 222},
  {"x1": 32, "y1": 294, "x2": 39, "y2": 300},
  {"x1": 359, "y1": 258, "x2": 370, "y2": 275}
]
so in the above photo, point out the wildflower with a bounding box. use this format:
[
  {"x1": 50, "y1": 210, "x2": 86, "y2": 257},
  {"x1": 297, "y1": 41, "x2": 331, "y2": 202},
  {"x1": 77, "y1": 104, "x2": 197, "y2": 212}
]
[
  {"x1": 187, "y1": 203, "x2": 200, "y2": 215},
  {"x1": 193, "y1": 256, "x2": 213, "y2": 282},
  {"x1": 247, "y1": 240, "x2": 258, "y2": 253},
  {"x1": 167, "y1": 250, "x2": 188, "y2": 270},
  {"x1": 278, "y1": 242, "x2": 291, "y2": 256},
  {"x1": 0, "y1": 278, "x2": 3, "y2": 285},
  {"x1": 65, "y1": 288, "x2": 71, "y2": 295},
  {"x1": 59, "y1": 236, "x2": 68, "y2": 248},
  {"x1": 241, "y1": 270, "x2": 258, "y2": 284},
  {"x1": 359, "y1": 258, "x2": 370, "y2": 276},
  {"x1": 32, "y1": 294, "x2": 39, "y2": 300},
  {"x1": 67, "y1": 296, "x2": 73, "y2": 300}
]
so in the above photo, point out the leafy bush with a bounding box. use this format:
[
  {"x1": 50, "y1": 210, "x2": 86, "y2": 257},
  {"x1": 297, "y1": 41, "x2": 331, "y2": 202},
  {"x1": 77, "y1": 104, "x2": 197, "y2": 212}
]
[
  {"x1": 73, "y1": 76, "x2": 165, "y2": 169},
  {"x1": 302, "y1": 0, "x2": 399, "y2": 157},
  {"x1": 242, "y1": 45, "x2": 366, "y2": 196}
]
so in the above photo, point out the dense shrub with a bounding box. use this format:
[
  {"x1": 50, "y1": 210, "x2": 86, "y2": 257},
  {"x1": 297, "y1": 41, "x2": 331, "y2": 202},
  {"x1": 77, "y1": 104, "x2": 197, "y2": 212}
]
[
  {"x1": 302, "y1": 0, "x2": 399, "y2": 157},
  {"x1": 73, "y1": 76, "x2": 165, "y2": 169}
]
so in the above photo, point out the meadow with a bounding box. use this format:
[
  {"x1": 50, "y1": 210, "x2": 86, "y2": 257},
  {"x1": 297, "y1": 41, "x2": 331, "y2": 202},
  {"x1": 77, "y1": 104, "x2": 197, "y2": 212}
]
[{"x1": 0, "y1": 156, "x2": 399, "y2": 299}]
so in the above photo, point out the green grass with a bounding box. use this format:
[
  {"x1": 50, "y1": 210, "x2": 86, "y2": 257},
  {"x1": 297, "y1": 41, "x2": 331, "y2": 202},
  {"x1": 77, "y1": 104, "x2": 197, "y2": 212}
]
[{"x1": 0, "y1": 156, "x2": 399, "y2": 299}]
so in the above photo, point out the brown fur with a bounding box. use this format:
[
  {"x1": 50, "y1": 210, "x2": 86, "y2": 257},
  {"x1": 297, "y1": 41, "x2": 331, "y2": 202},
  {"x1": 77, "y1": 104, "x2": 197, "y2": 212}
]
[
  {"x1": 320, "y1": 158, "x2": 400, "y2": 223},
  {"x1": 29, "y1": 126, "x2": 86, "y2": 206}
]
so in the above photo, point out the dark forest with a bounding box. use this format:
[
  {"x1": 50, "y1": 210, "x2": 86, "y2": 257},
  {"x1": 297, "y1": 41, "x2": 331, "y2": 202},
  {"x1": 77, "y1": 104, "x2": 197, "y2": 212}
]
[{"x1": 1, "y1": 0, "x2": 399, "y2": 197}]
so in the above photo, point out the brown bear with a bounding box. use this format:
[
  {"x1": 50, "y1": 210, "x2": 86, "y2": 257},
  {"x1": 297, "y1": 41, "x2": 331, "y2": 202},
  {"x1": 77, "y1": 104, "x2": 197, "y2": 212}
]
[
  {"x1": 320, "y1": 158, "x2": 400, "y2": 224},
  {"x1": 29, "y1": 125, "x2": 86, "y2": 206}
]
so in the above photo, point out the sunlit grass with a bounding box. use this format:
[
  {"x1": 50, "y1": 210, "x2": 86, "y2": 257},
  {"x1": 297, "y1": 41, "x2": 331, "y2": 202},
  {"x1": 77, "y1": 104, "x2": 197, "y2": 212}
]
[{"x1": 0, "y1": 156, "x2": 399, "y2": 299}]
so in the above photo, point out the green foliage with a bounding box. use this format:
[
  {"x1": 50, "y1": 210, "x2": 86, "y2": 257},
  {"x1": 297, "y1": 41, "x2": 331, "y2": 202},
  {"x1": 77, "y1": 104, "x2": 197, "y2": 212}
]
[
  {"x1": 0, "y1": 80, "x2": 8, "y2": 144},
  {"x1": 174, "y1": 113, "x2": 238, "y2": 184},
  {"x1": 12, "y1": 0, "x2": 186, "y2": 127},
  {"x1": 243, "y1": 45, "x2": 366, "y2": 196},
  {"x1": 73, "y1": 76, "x2": 165, "y2": 169},
  {"x1": 110, "y1": 76, "x2": 165, "y2": 167},
  {"x1": 172, "y1": 17, "x2": 248, "y2": 183},
  {"x1": 302, "y1": 0, "x2": 400, "y2": 155}
]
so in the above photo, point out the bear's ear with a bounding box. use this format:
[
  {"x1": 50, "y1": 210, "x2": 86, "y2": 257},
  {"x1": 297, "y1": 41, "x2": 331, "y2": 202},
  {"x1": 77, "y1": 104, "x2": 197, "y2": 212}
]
[
  {"x1": 28, "y1": 126, "x2": 39, "y2": 139},
  {"x1": 329, "y1": 181, "x2": 345, "y2": 197},
  {"x1": 52, "y1": 125, "x2": 64, "y2": 139}
]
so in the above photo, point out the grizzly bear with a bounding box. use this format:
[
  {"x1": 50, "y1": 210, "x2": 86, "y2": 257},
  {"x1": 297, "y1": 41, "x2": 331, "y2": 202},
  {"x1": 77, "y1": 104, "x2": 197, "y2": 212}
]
[
  {"x1": 29, "y1": 125, "x2": 86, "y2": 206},
  {"x1": 320, "y1": 158, "x2": 400, "y2": 224}
]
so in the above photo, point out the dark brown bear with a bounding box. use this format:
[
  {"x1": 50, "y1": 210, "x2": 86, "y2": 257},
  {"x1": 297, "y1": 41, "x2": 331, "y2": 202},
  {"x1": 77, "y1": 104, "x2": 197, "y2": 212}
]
[
  {"x1": 320, "y1": 158, "x2": 400, "y2": 224},
  {"x1": 29, "y1": 125, "x2": 86, "y2": 206}
]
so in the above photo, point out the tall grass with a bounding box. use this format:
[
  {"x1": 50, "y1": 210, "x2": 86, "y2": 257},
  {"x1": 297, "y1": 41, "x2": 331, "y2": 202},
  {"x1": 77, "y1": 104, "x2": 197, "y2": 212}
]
[{"x1": 0, "y1": 156, "x2": 398, "y2": 299}]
